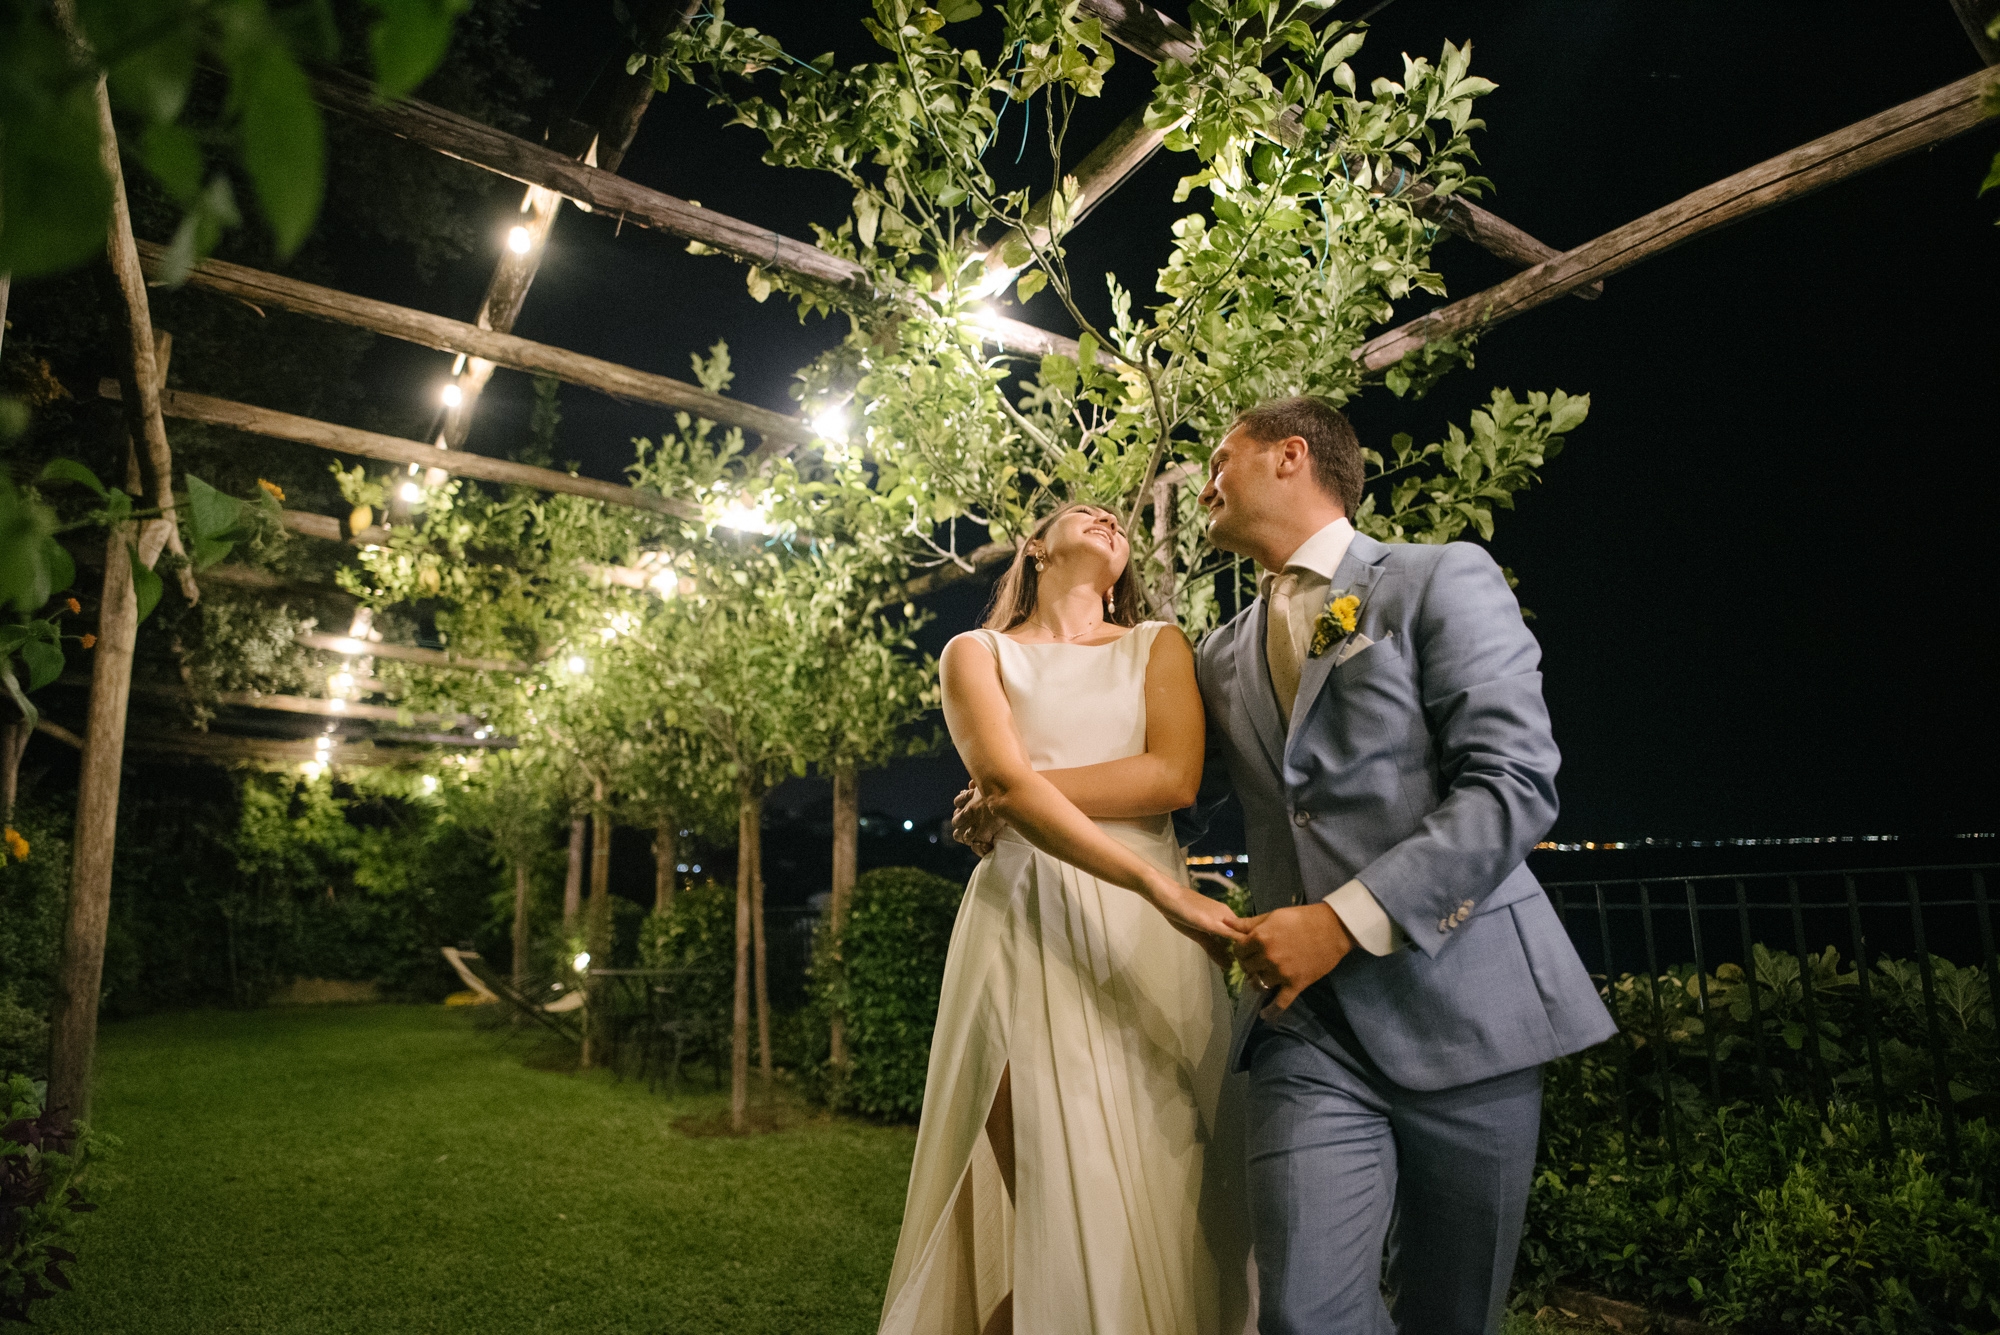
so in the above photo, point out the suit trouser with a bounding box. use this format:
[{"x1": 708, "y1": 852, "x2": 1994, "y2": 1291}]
[{"x1": 1244, "y1": 1025, "x2": 1542, "y2": 1335}]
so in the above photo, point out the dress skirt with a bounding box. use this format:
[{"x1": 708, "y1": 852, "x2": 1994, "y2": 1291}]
[{"x1": 878, "y1": 820, "x2": 1251, "y2": 1335}]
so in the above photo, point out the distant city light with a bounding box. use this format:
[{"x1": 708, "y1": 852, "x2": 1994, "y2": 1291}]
[
  {"x1": 903, "y1": 820, "x2": 914, "y2": 831},
  {"x1": 440, "y1": 383, "x2": 463, "y2": 408},
  {"x1": 507, "y1": 225, "x2": 532, "y2": 255},
  {"x1": 399, "y1": 481, "x2": 423, "y2": 504}
]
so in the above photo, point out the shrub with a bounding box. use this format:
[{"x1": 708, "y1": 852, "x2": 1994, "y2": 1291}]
[
  {"x1": 816, "y1": 866, "x2": 964, "y2": 1120},
  {"x1": 0, "y1": 806, "x2": 68, "y2": 1078},
  {"x1": 1523, "y1": 944, "x2": 2000, "y2": 1334},
  {"x1": 0, "y1": 1074, "x2": 110, "y2": 1324},
  {"x1": 638, "y1": 881, "x2": 737, "y2": 1073}
]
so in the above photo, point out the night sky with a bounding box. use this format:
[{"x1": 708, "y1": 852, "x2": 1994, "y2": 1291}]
[{"x1": 344, "y1": 1, "x2": 1999, "y2": 844}]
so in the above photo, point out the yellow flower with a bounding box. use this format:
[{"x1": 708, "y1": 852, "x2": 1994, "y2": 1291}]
[
  {"x1": 258, "y1": 478, "x2": 285, "y2": 502},
  {"x1": 80, "y1": 633, "x2": 97, "y2": 649},
  {"x1": 1328, "y1": 594, "x2": 1361, "y2": 635},
  {"x1": 3, "y1": 828, "x2": 27, "y2": 862}
]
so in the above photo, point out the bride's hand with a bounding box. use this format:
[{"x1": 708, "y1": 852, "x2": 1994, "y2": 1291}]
[
  {"x1": 1145, "y1": 876, "x2": 1244, "y2": 971},
  {"x1": 950, "y1": 783, "x2": 1001, "y2": 857}
]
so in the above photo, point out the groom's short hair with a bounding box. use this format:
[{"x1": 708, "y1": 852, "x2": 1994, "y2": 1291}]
[{"x1": 1231, "y1": 397, "x2": 1365, "y2": 519}]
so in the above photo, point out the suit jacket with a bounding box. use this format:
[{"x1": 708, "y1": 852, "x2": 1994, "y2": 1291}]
[{"x1": 1181, "y1": 531, "x2": 1616, "y2": 1091}]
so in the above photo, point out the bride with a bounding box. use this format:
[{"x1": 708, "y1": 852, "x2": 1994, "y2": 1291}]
[{"x1": 877, "y1": 503, "x2": 1252, "y2": 1335}]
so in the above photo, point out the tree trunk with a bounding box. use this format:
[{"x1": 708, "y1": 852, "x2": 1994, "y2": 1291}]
[
  {"x1": 730, "y1": 783, "x2": 759, "y2": 1132},
  {"x1": 0, "y1": 713, "x2": 30, "y2": 824},
  {"x1": 562, "y1": 815, "x2": 586, "y2": 930},
  {"x1": 44, "y1": 45, "x2": 180, "y2": 1126},
  {"x1": 45, "y1": 522, "x2": 155, "y2": 1125},
  {"x1": 752, "y1": 837, "x2": 770, "y2": 1086},
  {"x1": 828, "y1": 761, "x2": 859, "y2": 1071},
  {"x1": 580, "y1": 778, "x2": 612, "y2": 1068},
  {"x1": 510, "y1": 857, "x2": 532, "y2": 993},
  {"x1": 652, "y1": 812, "x2": 677, "y2": 913}
]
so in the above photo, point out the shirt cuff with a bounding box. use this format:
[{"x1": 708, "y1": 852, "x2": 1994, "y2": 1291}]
[{"x1": 1323, "y1": 879, "x2": 1406, "y2": 956}]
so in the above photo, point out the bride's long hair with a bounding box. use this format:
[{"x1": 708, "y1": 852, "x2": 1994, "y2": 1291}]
[{"x1": 981, "y1": 502, "x2": 1146, "y2": 632}]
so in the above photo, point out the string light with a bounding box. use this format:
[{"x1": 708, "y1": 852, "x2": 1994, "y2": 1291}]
[
  {"x1": 565, "y1": 655, "x2": 588, "y2": 675},
  {"x1": 507, "y1": 225, "x2": 532, "y2": 255},
  {"x1": 399, "y1": 481, "x2": 423, "y2": 504},
  {"x1": 441, "y1": 383, "x2": 463, "y2": 408}
]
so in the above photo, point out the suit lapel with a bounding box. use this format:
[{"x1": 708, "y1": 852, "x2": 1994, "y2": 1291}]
[
  {"x1": 1234, "y1": 596, "x2": 1287, "y2": 777},
  {"x1": 1285, "y1": 534, "x2": 1390, "y2": 755}
]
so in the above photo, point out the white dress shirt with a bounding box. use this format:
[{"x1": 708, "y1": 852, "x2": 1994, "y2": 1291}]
[{"x1": 1260, "y1": 518, "x2": 1406, "y2": 955}]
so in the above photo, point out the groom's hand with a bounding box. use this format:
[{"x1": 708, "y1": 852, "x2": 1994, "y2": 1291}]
[
  {"x1": 1232, "y1": 903, "x2": 1356, "y2": 1019},
  {"x1": 950, "y1": 783, "x2": 1001, "y2": 857}
]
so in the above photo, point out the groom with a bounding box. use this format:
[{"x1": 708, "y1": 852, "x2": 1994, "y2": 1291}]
[{"x1": 1185, "y1": 397, "x2": 1615, "y2": 1334}]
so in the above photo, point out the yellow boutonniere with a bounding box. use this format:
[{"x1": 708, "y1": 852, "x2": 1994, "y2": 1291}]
[{"x1": 1308, "y1": 592, "x2": 1362, "y2": 659}]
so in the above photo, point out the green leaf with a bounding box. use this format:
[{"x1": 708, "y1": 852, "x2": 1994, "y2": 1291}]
[
  {"x1": 130, "y1": 544, "x2": 163, "y2": 626},
  {"x1": 20, "y1": 639, "x2": 63, "y2": 692},
  {"x1": 104, "y1": 21, "x2": 199, "y2": 124},
  {"x1": 0, "y1": 76, "x2": 112, "y2": 277},
  {"x1": 366, "y1": 0, "x2": 471, "y2": 101},
  {"x1": 1014, "y1": 269, "x2": 1047, "y2": 303},
  {"x1": 141, "y1": 122, "x2": 205, "y2": 206},
  {"x1": 0, "y1": 479, "x2": 61, "y2": 614},
  {"x1": 939, "y1": 0, "x2": 981, "y2": 23},
  {"x1": 38, "y1": 459, "x2": 109, "y2": 498},
  {"x1": 224, "y1": 27, "x2": 324, "y2": 256},
  {"x1": 185, "y1": 474, "x2": 247, "y2": 569},
  {"x1": 1980, "y1": 150, "x2": 2000, "y2": 199}
]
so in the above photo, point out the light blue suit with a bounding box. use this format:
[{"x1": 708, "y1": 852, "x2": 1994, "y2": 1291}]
[{"x1": 1181, "y1": 532, "x2": 1615, "y2": 1334}]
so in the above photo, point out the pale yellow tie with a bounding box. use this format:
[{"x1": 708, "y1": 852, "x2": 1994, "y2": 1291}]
[{"x1": 1264, "y1": 570, "x2": 1301, "y2": 719}]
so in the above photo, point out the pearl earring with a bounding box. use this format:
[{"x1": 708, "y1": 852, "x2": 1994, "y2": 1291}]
[{"x1": 1033, "y1": 550, "x2": 1047, "y2": 572}]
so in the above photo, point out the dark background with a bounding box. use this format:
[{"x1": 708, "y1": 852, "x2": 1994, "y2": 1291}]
[{"x1": 139, "y1": 4, "x2": 2000, "y2": 889}]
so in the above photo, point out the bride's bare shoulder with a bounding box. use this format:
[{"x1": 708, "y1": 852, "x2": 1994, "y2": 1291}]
[{"x1": 941, "y1": 631, "x2": 1001, "y2": 668}]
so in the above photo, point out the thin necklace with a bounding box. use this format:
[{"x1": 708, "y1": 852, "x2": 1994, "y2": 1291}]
[{"x1": 1025, "y1": 614, "x2": 1103, "y2": 642}]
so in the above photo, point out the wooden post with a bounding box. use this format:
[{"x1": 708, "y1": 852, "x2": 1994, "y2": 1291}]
[
  {"x1": 828, "y1": 762, "x2": 859, "y2": 1071},
  {"x1": 730, "y1": 781, "x2": 758, "y2": 1131},
  {"x1": 562, "y1": 815, "x2": 586, "y2": 930},
  {"x1": 43, "y1": 24, "x2": 184, "y2": 1122},
  {"x1": 510, "y1": 858, "x2": 532, "y2": 993},
  {"x1": 652, "y1": 812, "x2": 678, "y2": 913}
]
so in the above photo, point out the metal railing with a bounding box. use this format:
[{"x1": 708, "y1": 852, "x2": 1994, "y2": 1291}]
[{"x1": 1544, "y1": 863, "x2": 1999, "y2": 1171}]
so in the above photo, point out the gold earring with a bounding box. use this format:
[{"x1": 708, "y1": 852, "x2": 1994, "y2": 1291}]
[{"x1": 1033, "y1": 550, "x2": 1047, "y2": 572}]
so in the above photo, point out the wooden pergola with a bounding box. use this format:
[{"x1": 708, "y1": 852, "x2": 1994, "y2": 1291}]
[{"x1": 32, "y1": 0, "x2": 1999, "y2": 1119}]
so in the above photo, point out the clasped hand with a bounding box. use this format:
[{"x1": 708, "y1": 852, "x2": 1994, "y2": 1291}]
[{"x1": 951, "y1": 783, "x2": 1355, "y2": 1009}]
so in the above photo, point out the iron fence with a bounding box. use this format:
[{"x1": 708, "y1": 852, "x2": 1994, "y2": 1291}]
[{"x1": 1544, "y1": 863, "x2": 1999, "y2": 1172}]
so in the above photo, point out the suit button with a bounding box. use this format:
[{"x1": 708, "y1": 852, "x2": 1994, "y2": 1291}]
[
  {"x1": 1293, "y1": 810, "x2": 1311, "y2": 827},
  {"x1": 1437, "y1": 918, "x2": 1451, "y2": 933}
]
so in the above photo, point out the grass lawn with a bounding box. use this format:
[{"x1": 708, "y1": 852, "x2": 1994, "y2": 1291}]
[
  {"x1": 40, "y1": 1002, "x2": 1613, "y2": 1335},
  {"x1": 39, "y1": 1004, "x2": 916, "y2": 1335}
]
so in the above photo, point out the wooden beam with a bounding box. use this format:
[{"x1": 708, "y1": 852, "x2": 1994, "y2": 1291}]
[
  {"x1": 1074, "y1": 0, "x2": 1598, "y2": 295},
  {"x1": 121, "y1": 731, "x2": 437, "y2": 766},
  {"x1": 1948, "y1": 0, "x2": 2000, "y2": 65},
  {"x1": 124, "y1": 681, "x2": 481, "y2": 728},
  {"x1": 295, "y1": 631, "x2": 531, "y2": 675},
  {"x1": 99, "y1": 379, "x2": 701, "y2": 521},
  {"x1": 308, "y1": 69, "x2": 1081, "y2": 363},
  {"x1": 138, "y1": 242, "x2": 815, "y2": 449},
  {"x1": 896, "y1": 541, "x2": 1015, "y2": 599},
  {"x1": 441, "y1": 2, "x2": 703, "y2": 449},
  {"x1": 1355, "y1": 67, "x2": 2000, "y2": 372}
]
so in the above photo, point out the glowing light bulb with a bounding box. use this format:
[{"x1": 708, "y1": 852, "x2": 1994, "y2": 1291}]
[
  {"x1": 565, "y1": 655, "x2": 588, "y2": 675},
  {"x1": 441, "y1": 383, "x2": 463, "y2": 408},
  {"x1": 328, "y1": 698, "x2": 347, "y2": 713},
  {"x1": 572, "y1": 952, "x2": 591, "y2": 972},
  {"x1": 420, "y1": 775, "x2": 438, "y2": 794},
  {"x1": 811, "y1": 406, "x2": 849, "y2": 443},
  {"x1": 399, "y1": 481, "x2": 423, "y2": 504},
  {"x1": 507, "y1": 225, "x2": 532, "y2": 255}
]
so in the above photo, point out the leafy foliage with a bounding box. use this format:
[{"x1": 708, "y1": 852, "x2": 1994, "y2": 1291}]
[
  {"x1": 0, "y1": 1074, "x2": 110, "y2": 1325},
  {"x1": 651, "y1": 1, "x2": 1589, "y2": 630},
  {"x1": 636, "y1": 879, "x2": 738, "y2": 1073},
  {"x1": 0, "y1": 0, "x2": 469, "y2": 280},
  {"x1": 811, "y1": 865, "x2": 963, "y2": 1119},
  {"x1": 1525, "y1": 945, "x2": 2000, "y2": 1333}
]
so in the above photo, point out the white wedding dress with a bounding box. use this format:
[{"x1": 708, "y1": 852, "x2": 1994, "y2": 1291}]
[{"x1": 878, "y1": 622, "x2": 1252, "y2": 1335}]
